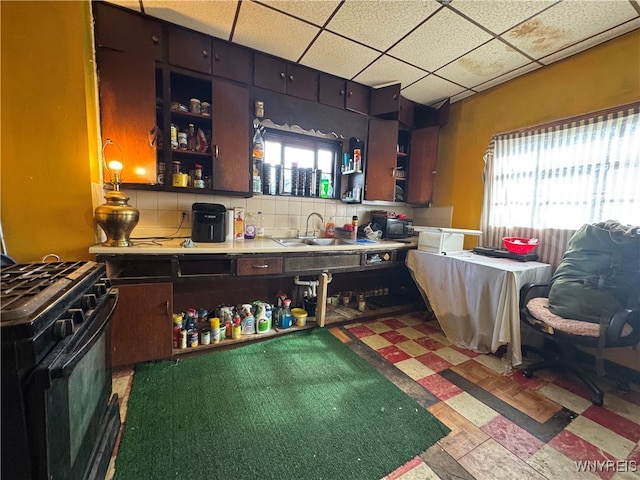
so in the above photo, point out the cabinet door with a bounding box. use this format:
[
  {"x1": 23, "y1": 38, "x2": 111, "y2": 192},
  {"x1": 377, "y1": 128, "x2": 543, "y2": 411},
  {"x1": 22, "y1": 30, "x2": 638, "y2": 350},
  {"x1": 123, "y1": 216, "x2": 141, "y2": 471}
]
[
  {"x1": 398, "y1": 97, "x2": 415, "y2": 127},
  {"x1": 168, "y1": 26, "x2": 212, "y2": 74},
  {"x1": 318, "y1": 73, "x2": 345, "y2": 109},
  {"x1": 345, "y1": 81, "x2": 369, "y2": 115},
  {"x1": 211, "y1": 38, "x2": 251, "y2": 84},
  {"x1": 365, "y1": 118, "x2": 398, "y2": 202},
  {"x1": 93, "y1": 2, "x2": 163, "y2": 61},
  {"x1": 211, "y1": 79, "x2": 250, "y2": 194},
  {"x1": 254, "y1": 53, "x2": 287, "y2": 93},
  {"x1": 406, "y1": 126, "x2": 439, "y2": 204},
  {"x1": 370, "y1": 83, "x2": 401, "y2": 117},
  {"x1": 286, "y1": 64, "x2": 318, "y2": 101},
  {"x1": 97, "y1": 49, "x2": 158, "y2": 184},
  {"x1": 111, "y1": 282, "x2": 173, "y2": 367}
]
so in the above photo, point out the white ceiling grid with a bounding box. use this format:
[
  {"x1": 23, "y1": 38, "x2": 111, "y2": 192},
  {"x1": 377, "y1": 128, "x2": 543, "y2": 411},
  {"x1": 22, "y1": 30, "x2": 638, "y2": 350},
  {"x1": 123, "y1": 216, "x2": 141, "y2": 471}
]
[{"x1": 104, "y1": 0, "x2": 640, "y2": 106}]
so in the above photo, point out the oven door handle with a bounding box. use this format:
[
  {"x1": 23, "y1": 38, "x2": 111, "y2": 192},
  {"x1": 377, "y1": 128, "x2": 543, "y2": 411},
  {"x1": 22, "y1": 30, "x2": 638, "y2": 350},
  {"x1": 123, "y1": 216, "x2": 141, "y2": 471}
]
[{"x1": 48, "y1": 292, "x2": 118, "y2": 380}]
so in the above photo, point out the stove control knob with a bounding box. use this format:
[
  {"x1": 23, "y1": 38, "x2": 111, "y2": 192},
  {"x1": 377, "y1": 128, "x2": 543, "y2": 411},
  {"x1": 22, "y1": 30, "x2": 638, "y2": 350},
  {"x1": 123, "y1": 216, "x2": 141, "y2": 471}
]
[
  {"x1": 54, "y1": 318, "x2": 75, "y2": 340},
  {"x1": 68, "y1": 308, "x2": 86, "y2": 324},
  {"x1": 81, "y1": 294, "x2": 98, "y2": 310},
  {"x1": 94, "y1": 282, "x2": 108, "y2": 298}
]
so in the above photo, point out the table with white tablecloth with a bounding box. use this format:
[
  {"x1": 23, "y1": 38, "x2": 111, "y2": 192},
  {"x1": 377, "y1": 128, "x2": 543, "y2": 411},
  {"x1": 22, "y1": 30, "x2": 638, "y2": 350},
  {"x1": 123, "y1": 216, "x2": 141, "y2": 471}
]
[{"x1": 406, "y1": 250, "x2": 553, "y2": 366}]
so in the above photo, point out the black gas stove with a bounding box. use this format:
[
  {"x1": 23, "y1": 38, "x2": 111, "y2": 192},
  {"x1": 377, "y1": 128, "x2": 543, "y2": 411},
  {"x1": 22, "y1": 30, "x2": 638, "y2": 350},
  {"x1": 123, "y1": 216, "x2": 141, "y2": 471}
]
[{"x1": 1, "y1": 261, "x2": 121, "y2": 480}]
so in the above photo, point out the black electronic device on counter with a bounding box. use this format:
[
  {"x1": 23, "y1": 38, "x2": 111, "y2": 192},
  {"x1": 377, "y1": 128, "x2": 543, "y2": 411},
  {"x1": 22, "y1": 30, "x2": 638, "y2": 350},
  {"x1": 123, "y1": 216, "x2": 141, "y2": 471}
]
[
  {"x1": 370, "y1": 213, "x2": 413, "y2": 239},
  {"x1": 192, "y1": 203, "x2": 226, "y2": 242},
  {"x1": 472, "y1": 246, "x2": 539, "y2": 262}
]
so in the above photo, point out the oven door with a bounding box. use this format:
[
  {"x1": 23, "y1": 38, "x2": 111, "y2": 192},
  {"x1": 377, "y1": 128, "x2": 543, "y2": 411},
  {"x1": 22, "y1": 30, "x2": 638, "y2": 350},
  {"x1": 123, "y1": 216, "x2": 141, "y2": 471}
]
[{"x1": 27, "y1": 291, "x2": 120, "y2": 480}]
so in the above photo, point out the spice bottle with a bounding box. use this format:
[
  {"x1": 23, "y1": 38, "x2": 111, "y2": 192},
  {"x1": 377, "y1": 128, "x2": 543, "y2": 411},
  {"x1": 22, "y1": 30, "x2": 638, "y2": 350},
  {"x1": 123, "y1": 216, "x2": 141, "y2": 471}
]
[
  {"x1": 194, "y1": 163, "x2": 204, "y2": 189},
  {"x1": 351, "y1": 216, "x2": 358, "y2": 241},
  {"x1": 187, "y1": 124, "x2": 197, "y2": 151}
]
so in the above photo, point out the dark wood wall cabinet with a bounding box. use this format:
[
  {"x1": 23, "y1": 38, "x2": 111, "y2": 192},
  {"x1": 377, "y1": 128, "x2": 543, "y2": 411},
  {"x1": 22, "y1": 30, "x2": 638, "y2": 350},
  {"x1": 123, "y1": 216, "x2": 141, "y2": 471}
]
[
  {"x1": 253, "y1": 53, "x2": 319, "y2": 102},
  {"x1": 92, "y1": 2, "x2": 448, "y2": 204},
  {"x1": 319, "y1": 73, "x2": 369, "y2": 115}
]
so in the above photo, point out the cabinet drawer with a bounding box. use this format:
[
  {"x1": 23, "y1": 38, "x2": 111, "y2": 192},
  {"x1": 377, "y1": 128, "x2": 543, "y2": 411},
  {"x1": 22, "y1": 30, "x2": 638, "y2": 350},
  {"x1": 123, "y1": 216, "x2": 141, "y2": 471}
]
[
  {"x1": 236, "y1": 257, "x2": 283, "y2": 276},
  {"x1": 284, "y1": 254, "x2": 361, "y2": 273}
]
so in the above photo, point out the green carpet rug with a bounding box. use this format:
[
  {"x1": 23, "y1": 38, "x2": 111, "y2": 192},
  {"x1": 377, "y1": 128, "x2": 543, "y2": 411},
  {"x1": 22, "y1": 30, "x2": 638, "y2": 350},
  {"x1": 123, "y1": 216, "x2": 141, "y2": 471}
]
[{"x1": 114, "y1": 328, "x2": 450, "y2": 480}]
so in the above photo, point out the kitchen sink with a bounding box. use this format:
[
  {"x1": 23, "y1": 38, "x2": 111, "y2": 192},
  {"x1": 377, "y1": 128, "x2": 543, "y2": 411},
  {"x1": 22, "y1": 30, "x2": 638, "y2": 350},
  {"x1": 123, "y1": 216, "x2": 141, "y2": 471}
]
[{"x1": 273, "y1": 237, "x2": 355, "y2": 247}]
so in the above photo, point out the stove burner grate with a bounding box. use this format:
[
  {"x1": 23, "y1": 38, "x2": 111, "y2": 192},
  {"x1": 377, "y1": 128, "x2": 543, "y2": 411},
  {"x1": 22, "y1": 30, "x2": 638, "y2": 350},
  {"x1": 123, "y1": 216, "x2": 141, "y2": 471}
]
[{"x1": 1, "y1": 261, "x2": 98, "y2": 322}]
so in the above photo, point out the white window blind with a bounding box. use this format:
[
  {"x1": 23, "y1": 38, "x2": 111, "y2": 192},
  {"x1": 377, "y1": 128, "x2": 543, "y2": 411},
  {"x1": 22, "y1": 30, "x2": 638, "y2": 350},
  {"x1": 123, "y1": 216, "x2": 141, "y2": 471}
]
[{"x1": 480, "y1": 103, "x2": 639, "y2": 266}]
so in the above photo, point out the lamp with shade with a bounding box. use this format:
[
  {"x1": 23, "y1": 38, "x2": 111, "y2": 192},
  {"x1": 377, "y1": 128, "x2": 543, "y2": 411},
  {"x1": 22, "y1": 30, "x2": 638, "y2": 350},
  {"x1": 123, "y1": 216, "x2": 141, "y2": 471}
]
[{"x1": 94, "y1": 139, "x2": 140, "y2": 247}]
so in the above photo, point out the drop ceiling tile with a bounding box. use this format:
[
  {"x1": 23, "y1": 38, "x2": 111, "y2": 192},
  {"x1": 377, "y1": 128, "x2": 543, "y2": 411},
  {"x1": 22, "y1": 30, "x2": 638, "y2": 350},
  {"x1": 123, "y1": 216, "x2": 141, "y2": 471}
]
[
  {"x1": 401, "y1": 74, "x2": 467, "y2": 105},
  {"x1": 234, "y1": 1, "x2": 320, "y2": 61},
  {"x1": 257, "y1": 0, "x2": 341, "y2": 26},
  {"x1": 326, "y1": 0, "x2": 440, "y2": 52},
  {"x1": 503, "y1": 0, "x2": 639, "y2": 60},
  {"x1": 141, "y1": 0, "x2": 239, "y2": 40},
  {"x1": 436, "y1": 38, "x2": 531, "y2": 89},
  {"x1": 300, "y1": 30, "x2": 381, "y2": 80},
  {"x1": 389, "y1": 8, "x2": 494, "y2": 72},
  {"x1": 539, "y1": 18, "x2": 640, "y2": 65},
  {"x1": 472, "y1": 61, "x2": 541, "y2": 92},
  {"x1": 450, "y1": 0, "x2": 556, "y2": 35},
  {"x1": 353, "y1": 54, "x2": 428, "y2": 89}
]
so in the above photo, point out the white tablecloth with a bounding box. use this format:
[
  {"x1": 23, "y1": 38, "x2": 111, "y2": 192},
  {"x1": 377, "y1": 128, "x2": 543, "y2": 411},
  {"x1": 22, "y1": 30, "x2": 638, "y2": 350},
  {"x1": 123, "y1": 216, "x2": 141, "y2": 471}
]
[{"x1": 406, "y1": 250, "x2": 553, "y2": 366}]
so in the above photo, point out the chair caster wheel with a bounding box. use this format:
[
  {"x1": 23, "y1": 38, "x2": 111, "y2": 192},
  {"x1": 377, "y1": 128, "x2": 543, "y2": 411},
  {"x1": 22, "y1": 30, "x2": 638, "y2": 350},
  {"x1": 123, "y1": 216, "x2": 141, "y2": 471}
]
[
  {"x1": 591, "y1": 394, "x2": 604, "y2": 407},
  {"x1": 521, "y1": 369, "x2": 533, "y2": 379}
]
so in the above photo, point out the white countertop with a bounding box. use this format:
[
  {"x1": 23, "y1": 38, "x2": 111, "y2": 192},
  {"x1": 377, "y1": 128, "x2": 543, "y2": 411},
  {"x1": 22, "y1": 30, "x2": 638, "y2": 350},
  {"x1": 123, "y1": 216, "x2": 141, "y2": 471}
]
[{"x1": 89, "y1": 236, "x2": 418, "y2": 255}]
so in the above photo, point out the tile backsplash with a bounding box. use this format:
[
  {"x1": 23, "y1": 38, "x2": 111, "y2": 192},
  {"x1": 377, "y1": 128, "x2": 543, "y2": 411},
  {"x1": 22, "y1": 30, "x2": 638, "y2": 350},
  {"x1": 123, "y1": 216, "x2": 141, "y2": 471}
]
[{"x1": 101, "y1": 188, "x2": 421, "y2": 241}]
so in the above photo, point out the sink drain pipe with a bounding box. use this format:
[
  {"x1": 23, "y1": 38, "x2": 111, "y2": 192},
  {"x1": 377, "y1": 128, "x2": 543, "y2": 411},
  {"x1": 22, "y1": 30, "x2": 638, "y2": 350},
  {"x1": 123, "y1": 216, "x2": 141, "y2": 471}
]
[{"x1": 293, "y1": 273, "x2": 332, "y2": 298}]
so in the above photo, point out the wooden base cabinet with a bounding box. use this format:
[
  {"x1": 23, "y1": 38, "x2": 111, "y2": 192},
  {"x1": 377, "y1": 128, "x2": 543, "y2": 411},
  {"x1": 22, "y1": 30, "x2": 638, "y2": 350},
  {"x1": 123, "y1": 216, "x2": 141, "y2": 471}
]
[{"x1": 111, "y1": 283, "x2": 173, "y2": 367}]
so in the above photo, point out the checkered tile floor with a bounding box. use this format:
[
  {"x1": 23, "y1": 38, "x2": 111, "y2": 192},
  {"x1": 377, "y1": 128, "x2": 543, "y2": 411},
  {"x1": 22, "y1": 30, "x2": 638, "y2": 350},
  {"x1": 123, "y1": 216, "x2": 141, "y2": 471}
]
[{"x1": 340, "y1": 312, "x2": 640, "y2": 480}]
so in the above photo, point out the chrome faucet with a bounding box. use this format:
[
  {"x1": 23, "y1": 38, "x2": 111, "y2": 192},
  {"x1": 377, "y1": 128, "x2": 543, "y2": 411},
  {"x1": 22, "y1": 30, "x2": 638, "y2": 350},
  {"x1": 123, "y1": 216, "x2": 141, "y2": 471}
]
[{"x1": 302, "y1": 212, "x2": 324, "y2": 238}]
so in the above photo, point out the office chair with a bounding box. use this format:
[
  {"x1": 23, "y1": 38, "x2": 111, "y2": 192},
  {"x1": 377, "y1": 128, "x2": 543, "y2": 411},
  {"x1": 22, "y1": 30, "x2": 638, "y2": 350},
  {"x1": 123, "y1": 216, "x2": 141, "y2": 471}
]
[{"x1": 519, "y1": 283, "x2": 640, "y2": 406}]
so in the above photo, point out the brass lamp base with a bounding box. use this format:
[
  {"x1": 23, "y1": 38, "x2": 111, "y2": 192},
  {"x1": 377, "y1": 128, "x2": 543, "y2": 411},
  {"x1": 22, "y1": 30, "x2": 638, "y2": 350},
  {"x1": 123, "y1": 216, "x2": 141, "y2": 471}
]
[{"x1": 95, "y1": 190, "x2": 140, "y2": 247}]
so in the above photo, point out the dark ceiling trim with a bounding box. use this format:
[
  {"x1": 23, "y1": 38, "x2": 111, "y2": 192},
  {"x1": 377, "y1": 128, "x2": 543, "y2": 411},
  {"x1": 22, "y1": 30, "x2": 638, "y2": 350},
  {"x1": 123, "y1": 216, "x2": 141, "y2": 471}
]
[{"x1": 229, "y1": 0, "x2": 242, "y2": 42}]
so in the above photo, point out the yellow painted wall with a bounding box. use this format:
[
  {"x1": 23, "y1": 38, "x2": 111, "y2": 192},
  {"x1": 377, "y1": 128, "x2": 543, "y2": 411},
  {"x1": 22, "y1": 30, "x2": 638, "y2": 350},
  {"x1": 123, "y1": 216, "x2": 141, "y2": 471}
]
[
  {"x1": 435, "y1": 29, "x2": 640, "y2": 237},
  {"x1": 1, "y1": 1, "x2": 99, "y2": 263}
]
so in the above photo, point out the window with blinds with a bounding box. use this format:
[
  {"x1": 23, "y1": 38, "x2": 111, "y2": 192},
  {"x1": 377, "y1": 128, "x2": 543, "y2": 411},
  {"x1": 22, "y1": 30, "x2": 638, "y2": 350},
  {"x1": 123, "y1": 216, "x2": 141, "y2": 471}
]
[{"x1": 479, "y1": 103, "x2": 639, "y2": 266}]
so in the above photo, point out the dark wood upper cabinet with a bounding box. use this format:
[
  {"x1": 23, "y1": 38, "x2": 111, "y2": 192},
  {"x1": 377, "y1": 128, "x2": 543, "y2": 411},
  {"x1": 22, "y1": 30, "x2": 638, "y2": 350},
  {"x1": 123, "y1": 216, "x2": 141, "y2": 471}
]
[
  {"x1": 254, "y1": 53, "x2": 318, "y2": 102},
  {"x1": 345, "y1": 81, "x2": 369, "y2": 115},
  {"x1": 169, "y1": 26, "x2": 212, "y2": 74},
  {"x1": 370, "y1": 83, "x2": 414, "y2": 127},
  {"x1": 93, "y1": 1, "x2": 163, "y2": 61},
  {"x1": 370, "y1": 84, "x2": 401, "y2": 116},
  {"x1": 319, "y1": 73, "x2": 346, "y2": 109},
  {"x1": 211, "y1": 39, "x2": 251, "y2": 84},
  {"x1": 365, "y1": 118, "x2": 398, "y2": 202},
  {"x1": 97, "y1": 49, "x2": 158, "y2": 185},
  {"x1": 319, "y1": 75, "x2": 369, "y2": 115},
  {"x1": 211, "y1": 79, "x2": 251, "y2": 195},
  {"x1": 406, "y1": 126, "x2": 439, "y2": 205}
]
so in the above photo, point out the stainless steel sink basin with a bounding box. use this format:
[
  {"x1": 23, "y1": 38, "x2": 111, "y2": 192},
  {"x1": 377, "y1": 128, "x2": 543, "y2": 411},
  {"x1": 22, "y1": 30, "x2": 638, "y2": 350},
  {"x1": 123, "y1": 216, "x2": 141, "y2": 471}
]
[
  {"x1": 273, "y1": 237, "x2": 355, "y2": 247},
  {"x1": 305, "y1": 238, "x2": 354, "y2": 246}
]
